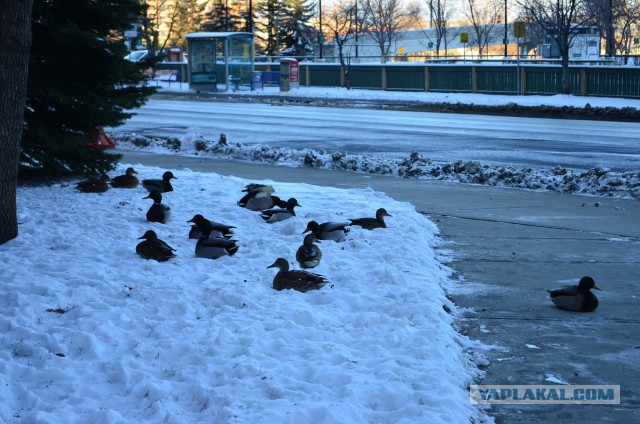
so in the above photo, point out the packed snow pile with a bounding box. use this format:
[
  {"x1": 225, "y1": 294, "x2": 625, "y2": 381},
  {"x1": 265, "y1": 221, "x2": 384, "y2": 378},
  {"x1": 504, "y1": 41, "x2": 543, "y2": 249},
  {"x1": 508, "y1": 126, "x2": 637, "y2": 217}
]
[
  {"x1": 112, "y1": 132, "x2": 640, "y2": 200},
  {"x1": 2, "y1": 164, "x2": 492, "y2": 423}
]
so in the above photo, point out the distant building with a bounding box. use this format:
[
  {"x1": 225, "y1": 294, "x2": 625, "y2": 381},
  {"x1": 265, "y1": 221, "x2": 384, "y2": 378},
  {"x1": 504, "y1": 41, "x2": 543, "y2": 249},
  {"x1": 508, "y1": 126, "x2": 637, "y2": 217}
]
[
  {"x1": 323, "y1": 25, "x2": 513, "y2": 63},
  {"x1": 537, "y1": 26, "x2": 601, "y2": 60}
]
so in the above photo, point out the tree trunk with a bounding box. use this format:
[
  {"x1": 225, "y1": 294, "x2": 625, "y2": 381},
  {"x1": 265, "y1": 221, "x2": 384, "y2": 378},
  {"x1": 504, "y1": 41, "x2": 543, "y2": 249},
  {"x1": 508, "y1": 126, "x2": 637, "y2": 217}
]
[
  {"x1": 0, "y1": 0, "x2": 34, "y2": 244},
  {"x1": 561, "y1": 52, "x2": 570, "y2": 95}
]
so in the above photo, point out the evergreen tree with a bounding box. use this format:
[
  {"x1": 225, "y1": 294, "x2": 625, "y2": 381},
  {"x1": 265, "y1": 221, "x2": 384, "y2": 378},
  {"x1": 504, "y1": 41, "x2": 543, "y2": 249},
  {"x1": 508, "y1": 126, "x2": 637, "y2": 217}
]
[
  {"x1": 257, "y1": 0, "x2": 288, "y2": 56},
  {"x1": 23, "y1": 0, "x2": 154, "y2": 180},
  {"x1": 238, "y1": 0, "x2": 256, "y2": 33},
  {"x1": 202, "y1": 0, "x2": 240, "y2": 32},
  {"x1": 280, "y1": 0, "x2": 316, "y2": 57},
  {"x1": 170, "y1": 0, "x2": 207, "y2": 48}
]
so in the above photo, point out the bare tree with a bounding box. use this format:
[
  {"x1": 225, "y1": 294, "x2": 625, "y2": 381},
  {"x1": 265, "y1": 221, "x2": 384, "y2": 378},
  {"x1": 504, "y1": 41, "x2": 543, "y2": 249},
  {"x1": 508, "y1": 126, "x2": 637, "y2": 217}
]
[
  {"x1": 324, "y1": 0, "x2": 357, "y2": 85},
  {"x1": 362, "y1": 0, "x2": 412, "y2": 62},
  {"x1": 169, "y1": 0, "x2": 206, "y2": 49},
  {"x1": 614, "y1": 0, "x2": 640, "y2": 61},
  {"x1": 517, "y1": 11, "x2": 547, "y2": 55},
  {"x1": 587, "y1": 0, "x2": 640, "y2": 59},
  {"x1": 0, "y1": 0, "x2": 34, "y2": 244},
  {"x1": 463, "y1": 0, "x2": 501, "y2": 58},
  {"x1": 413, "y1": 0, "x2": 455, "y2": 58},
  {"x1": 518, "y1": 0, "x2": 594, "y2": 94},
  {"x1": 139, "y1": 0, "x2": 184, "y2": 57}
]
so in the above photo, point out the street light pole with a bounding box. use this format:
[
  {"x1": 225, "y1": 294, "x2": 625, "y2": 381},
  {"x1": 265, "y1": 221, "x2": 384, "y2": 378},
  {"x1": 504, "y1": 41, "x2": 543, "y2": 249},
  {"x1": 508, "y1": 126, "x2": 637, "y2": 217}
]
[
  {"x1": 225, "y1": 0, "x2": 229, "y2": 32},
  {"x1": 504, "y1": 0, "x2": 508, "y2": 57},
  {"x1": 608, "y1": 0, "x2": 614, "y2": 57},
  {"x1": 319, "y1": 0, "x2": 323, "y2": 59},
  {"x1": 355, "y1": 1, "x2": 359, "y2": 58}
]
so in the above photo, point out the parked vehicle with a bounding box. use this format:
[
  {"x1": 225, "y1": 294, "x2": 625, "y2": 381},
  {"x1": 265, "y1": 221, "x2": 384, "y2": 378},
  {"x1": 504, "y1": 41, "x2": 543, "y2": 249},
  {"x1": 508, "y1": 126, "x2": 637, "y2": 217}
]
[{"x1": 124, "y1": 50, "x2": 149, "y2": 62}]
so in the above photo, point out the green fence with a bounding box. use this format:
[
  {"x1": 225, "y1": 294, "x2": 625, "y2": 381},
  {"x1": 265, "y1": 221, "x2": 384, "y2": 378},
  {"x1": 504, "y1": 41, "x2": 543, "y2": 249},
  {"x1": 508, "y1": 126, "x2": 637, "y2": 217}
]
[
  {"x1": 157, "y1": 61, "x2": 640, "y2": 97},
  {"x1": 476, "y1": 66, "x2": 517, "y2": 94},
  {"x1": 294, "y1": 63, "x2": 640, "y2": 99}
]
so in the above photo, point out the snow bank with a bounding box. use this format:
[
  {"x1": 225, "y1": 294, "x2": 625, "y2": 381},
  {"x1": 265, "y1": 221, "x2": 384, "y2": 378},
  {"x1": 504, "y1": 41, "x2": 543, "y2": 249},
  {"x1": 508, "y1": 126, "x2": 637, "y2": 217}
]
[
  {"x1": 113, "y1": 132, "x2": 640, "y2": 200},
  {"x1": 1, "y1": 165, "x2": 491, "y2": 423}
]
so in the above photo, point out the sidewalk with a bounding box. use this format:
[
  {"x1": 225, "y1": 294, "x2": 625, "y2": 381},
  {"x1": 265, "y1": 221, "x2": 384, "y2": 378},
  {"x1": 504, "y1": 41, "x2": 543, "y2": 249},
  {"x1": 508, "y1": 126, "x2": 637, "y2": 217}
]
[{"x1": 119, "y1": 150, "x2": 640, "y2": 423}]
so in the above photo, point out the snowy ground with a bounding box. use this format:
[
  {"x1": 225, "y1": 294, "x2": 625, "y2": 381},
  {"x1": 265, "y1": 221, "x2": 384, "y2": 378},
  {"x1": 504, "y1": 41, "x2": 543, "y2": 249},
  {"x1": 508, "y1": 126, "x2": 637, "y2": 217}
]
[
  {"x1": 155, "y1": 80, "x2": 640, "y2": 110},
  {"x1": 2, "y1": 164, "x2": 492, "y2": 423}
]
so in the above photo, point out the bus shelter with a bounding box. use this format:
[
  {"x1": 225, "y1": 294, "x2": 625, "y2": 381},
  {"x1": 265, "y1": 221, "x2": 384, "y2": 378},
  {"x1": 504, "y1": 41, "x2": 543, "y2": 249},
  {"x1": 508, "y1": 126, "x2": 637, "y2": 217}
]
[{"x1": 184, "y1": 32, "x2": 255, "y2": 92}]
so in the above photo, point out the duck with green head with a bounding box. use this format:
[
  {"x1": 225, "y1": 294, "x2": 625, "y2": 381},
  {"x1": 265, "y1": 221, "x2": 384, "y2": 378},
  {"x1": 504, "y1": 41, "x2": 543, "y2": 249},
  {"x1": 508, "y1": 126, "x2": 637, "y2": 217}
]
[
  {"x1": 189, "y1": 216, "x2": 239, "y2": 259},
  {"x1": 187, "y1": 214, "x2": 235, "y2": 240},
  {"x1": 303, "y1": 220, "x2": 350, "y2": 242},
  {"x1": 136, "y1": 230, "x2": 176, "y2": 262},
  {"x1": 142, "y1": 171, "x2": 176, "y2": 193},
  {"x1": 259, "y1": 198, "x2": 300, "y2": 223},
  {"x1": 237, "y1": 184, "x2": 285, "y2": 211},
  {"x1": 144, "y1": 190, "x2": 171, "y2": 224},
  {"x1": 548, "y1": 276, "x2": 602, "y2": 312}
]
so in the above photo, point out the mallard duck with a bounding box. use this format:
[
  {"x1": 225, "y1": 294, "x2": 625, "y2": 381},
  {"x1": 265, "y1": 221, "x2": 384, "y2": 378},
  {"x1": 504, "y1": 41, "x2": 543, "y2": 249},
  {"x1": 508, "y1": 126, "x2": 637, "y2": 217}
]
[
  {"x1": 296, "y1": 234, "x2": 322, "y2": 269},
  {"x1": 237, "y1": 184, "x2": 285, "y2": 211},
  {"x1": 303, "y1": 220, "x2": 350, "y2": 242},
  {"x1": 191, "y1": 218, "x2": 239, "y2": 259},
  {"x1": 548, "y1": 276, "x2": 602, "y2": 312},
  {"x1": 142, "y1": 171, "x2": 176, "y2": 193},
  {"x1": 110, "y1": 167, "x2": 139, "y2": 188},
  {"x1": 260, "y1": 198, "x2": 300, "y2": 223},
  {"x1": 349, "y1": 208, "x2": 392, "y2": 230},
  {"x1": 144, "y1": 190, "x2": 171, "y2": 224},
  {"x1": 267, "y1": 258, "x2": 329, "y2": 292},
  {"x1": 187, "y1": 214, "x2": 235, "y2": 239},
  {"x1": 75, "y1": 174, "x2": 110, "y2": 193},
  {"x1": 136, "y1": 230, "x2": 176, "y2": 262}
]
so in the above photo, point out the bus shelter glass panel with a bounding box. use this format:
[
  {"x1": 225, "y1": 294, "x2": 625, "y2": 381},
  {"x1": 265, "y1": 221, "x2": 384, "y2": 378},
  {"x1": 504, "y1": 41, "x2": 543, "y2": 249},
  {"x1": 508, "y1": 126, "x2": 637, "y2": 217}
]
[
  {"x1": 190, "y1": 40, "x2": 216, "y2": 85},
  {"x1": 215, "y1": 39, "x2": 226, "y2": 91},
  {"x1": 228, "y1": 37, "x2": 254, "y2": 91}
]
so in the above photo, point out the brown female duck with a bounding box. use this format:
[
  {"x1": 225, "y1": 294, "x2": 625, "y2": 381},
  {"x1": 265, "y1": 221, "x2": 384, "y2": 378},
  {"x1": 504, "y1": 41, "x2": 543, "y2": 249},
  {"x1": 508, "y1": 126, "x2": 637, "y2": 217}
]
[
  {"x1": 349, "y1": 208, "x2": 392, "y2": 230},
  {"x1": 267, "y1": 258, "x2": 329, "y2": 292},
  {"x1": 75, "y1": 174, "x2": 110, "y2": 193},
  {"x1": 110, "y1": 167, "x2": 139, "y2": 188},
  {"x1": 296, "y1": 234, "x2": 322, "y2": 269}
]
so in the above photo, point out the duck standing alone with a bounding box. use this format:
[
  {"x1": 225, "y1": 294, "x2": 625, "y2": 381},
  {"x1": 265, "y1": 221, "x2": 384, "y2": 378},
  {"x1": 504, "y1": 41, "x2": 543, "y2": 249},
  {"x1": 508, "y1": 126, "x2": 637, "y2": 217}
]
[
  {"x1": 267, "y1": 258, "x2": 329, "y2": 292},
  {"x1": 142, "y1": 171, "x2": 176, "y2": 193},
  {"x1": 303, "y1": 220, "x2": 350, "y2": 242},
  {"x1": 296, "y1": 234, "x2": 322, "y2": 269},
  {"x1": 75, "y1": 174, "x2": 110, "y2": 193},
  {"x1": 110, "y1": 167, "x2": 139, "y2": 188},
  {"x1": 548, "y1": 276, "x2": 602, "y2": 312},
  {"x1": 144, "y1": 190, "x2": 171, "y2": 224},
  {"x1": 349, "y1": 208, "x2": 392, "y2": 230},
  {"x1": 136, "y1": 230, "x2": 176, "y2": 262}
]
